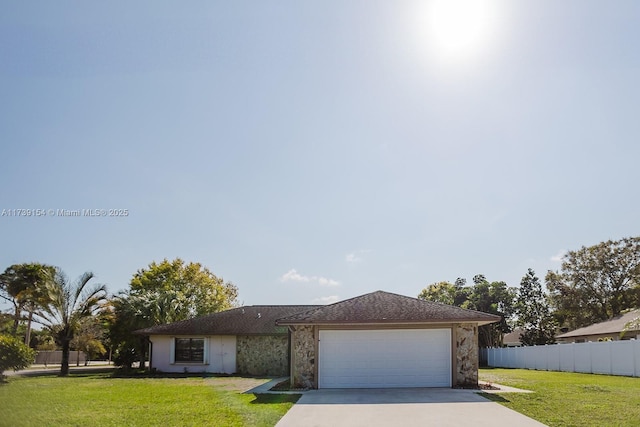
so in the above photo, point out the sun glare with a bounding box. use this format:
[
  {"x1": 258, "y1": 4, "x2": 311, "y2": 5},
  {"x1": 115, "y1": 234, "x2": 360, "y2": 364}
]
[{"x1": 422, "y1": 0, "x2": 500, "y2": 62}]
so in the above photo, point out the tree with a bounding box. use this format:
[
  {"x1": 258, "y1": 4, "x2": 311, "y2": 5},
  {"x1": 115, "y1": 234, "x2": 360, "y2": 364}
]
[
  {"x1": 462, "y1": 275, "x2": 516, "y2": 348},
  {"x1": 547, "y1": 237, "x2": 640, "y2": 330},
  {"x1": 418, "y1": 279, "x2": 470, "y2": 306},
  {"x1": 35, "y1": 270, "x2": 107, "y2": 376},
  {"x1": 30, "y1": 329, "x2": 56, "y2": 367},
  {"x1": 110, "y1": 258, "x2": 238, "y2": 369},
  {"x1": 129, "y1": 258, "x2": 238, "y2": 319},
  {"x1": 71, "y1": 316, "x2": 107, "y2": 366},
  {"x1": 0, "y1": 334, "x2": 36, "y2": 379},
  {"x1": 418, "y1": 275, "x2": 516, "y2": 347},
  {"x1": 515, "y1": 269, "x2": 556, "y2": 345},
  {"x1": 545, "y1": 270, "x2": 594, "y2": 331},
  {"x1": 0, "y1": 313, "x2": 14, "y2": 335},
  {"x1": 0, "y1": 263, "x2": 56, "y2": 343},
  {"x1": 622, "y1": 314, "x2": 640, "y2": 338},
  {"x1": 108, "y1": 296, "x2": 147, "y2": 369}
]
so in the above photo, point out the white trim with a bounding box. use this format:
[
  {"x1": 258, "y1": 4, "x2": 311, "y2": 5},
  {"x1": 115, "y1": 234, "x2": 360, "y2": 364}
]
[
  {"x1": 318, "y1": 329, "x2": 452, "y2": 388},
  {"x1": 171, "y1": 336, "x2": 208, "y2": 365}
]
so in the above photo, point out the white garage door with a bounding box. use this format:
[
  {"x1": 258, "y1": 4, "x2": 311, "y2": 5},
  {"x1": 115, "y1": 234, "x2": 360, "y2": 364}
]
[{"x1": 318, "y1": 329, "x2": 451, "y2": 388}]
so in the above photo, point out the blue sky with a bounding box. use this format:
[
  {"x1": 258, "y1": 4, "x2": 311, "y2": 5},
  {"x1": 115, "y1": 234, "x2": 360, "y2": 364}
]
[{"x1": 1, "y1": 1, "x2": 639, "y2": 308}]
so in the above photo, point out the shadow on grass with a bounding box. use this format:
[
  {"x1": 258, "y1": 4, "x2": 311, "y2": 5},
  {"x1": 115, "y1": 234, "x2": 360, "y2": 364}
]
[
  {"x1": 14, "y1": 367, "x2": 116, "y2": 378},
  {"x1": 478, "y1": 392, "x2": 511, "y2": 403},
  {"x1": 109, "y1": 370, "x2": 274, "y2": 381},
  {"x1": 250, "y1": 394, "x2": 301, "y2": 405}
]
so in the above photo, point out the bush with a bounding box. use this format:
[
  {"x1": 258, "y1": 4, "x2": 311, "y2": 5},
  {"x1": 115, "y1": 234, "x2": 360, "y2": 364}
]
[
  {"x1": 112, "y1": 343, "x2": 138, "y2": 369},
  {"x1": 0, "y1": 334, "x2": 36, "y2": 377}
]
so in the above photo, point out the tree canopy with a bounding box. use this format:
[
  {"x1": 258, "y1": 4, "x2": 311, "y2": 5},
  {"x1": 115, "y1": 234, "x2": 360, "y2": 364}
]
[
  {"x1": 110, "y1": 258, "x2": 238, "y2": 368},
  {"x1": 546, "y1": 236, "x2": 640, "y2": 330},
  {"x1": 418, "y1": 275, "x2": 516, "y2": 347},
  {"x1": 128, "y1": 258, "x2": 238, "y2": 321},
  {"x1": 417, "y1": 280, "x2": 468, "y2": 306},
  {"x1": 0, "y1": 263, "x2": 56, "y2": 342}
]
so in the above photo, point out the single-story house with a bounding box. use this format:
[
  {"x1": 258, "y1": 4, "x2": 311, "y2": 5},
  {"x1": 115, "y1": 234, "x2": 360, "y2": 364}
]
[
  {"x1": 556, "y1": 309, "x2": 640, "y2": 343},
  {"x1": 134, "y1": 305, "x2": 318, "y2": 376},
  {"x1": 502, "y1": 328, "x2": 524, "y2": 347},
  {"x1": 135, "y1": 290, "x2": 500, "y2": 388}
]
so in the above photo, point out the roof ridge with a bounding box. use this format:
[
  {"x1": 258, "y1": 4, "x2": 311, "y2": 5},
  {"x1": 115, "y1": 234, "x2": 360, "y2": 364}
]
[
  {"x1": 275, "y1": 290, "x2": 389, "y2": 319},
  {"x1": 378, "y1": 290, "x2": 504, "y2": 318},
  {"x1": 276, "y1": 290, "x2": 501, "y2": 325}
]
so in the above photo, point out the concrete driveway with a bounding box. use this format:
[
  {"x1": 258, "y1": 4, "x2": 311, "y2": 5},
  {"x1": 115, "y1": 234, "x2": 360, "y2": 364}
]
[{"x1": 275, "y1": 388, "x2": 546, "y2": 427}]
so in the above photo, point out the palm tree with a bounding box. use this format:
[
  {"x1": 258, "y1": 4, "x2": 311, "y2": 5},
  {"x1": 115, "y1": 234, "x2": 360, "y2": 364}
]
[{"x1": 36, "y1": 269, "x2": 108, "y2": 376}]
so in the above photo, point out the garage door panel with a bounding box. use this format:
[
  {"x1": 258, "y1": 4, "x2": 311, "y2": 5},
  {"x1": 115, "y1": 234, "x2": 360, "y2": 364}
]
[{"x1": 319, "y1": 329, "x2": 451, "y2": 388}]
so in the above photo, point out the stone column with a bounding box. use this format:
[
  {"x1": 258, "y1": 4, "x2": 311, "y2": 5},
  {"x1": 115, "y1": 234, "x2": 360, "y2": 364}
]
[
  {"x1": 290, "y1": 325, "x2": 315, "y2": 388},
  {"x1": 456, "y1": 323, "x2": 479, "y2": 386}
]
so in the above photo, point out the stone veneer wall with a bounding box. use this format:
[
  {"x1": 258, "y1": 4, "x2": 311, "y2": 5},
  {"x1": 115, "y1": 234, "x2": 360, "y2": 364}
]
[
  {"x1": 291, "y1": 325, "x2": 315, "y2": 388},
  {"x1": 236, "y1": 335, "x2": 289, "y2": 376},
  {"x1": 456, "y1": 323, "x2": 479, "y2": 386}
]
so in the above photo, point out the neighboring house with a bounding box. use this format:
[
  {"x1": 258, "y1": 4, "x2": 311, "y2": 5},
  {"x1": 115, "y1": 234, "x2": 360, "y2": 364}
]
[
  {"x1": 556, "y1": 309, "x2": 640, "y2": 343},
  {"x1": 502, "y1": 328, "x2": 524, "y2": 347},
  {"x1": 135, "y1": 290, "x2": 500, "y2": 389}
]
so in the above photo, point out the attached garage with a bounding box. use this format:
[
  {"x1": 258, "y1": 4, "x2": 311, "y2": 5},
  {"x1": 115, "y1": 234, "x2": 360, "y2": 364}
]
[
  {"x1": 277, "y1": 291, "x2": 501, "y2": 389},
  {"x1": 318, "y1": 329, "x2": 451, "y2": 388}
]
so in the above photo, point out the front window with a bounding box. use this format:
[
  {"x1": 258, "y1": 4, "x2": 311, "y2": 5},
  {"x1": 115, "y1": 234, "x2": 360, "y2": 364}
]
[{"x1": 174, "y1": 338, "x2": 205, "y2": 363}]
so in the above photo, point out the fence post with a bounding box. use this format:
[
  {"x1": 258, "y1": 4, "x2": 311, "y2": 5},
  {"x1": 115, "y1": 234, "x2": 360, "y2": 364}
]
[
  {"x1": 633, "y1": 340, "x2": 640, "y2": 377},
  {"x1": 608, "y1": 340, "x2": 613, "y2": 375}
]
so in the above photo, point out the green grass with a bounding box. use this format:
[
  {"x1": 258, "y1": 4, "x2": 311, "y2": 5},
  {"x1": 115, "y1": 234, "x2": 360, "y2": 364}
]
[
  {"x1": 0, "y1": 372, "x2": 299, "y2": 427},
  {"x1": 479, "y1": 368, "x2": 640, "y2": 426}
]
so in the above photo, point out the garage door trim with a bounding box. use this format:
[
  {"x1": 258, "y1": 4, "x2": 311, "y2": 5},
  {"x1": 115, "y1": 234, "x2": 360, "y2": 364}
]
[{"x1": 318, "y1": 328, "x2": 452, "y2": 388}]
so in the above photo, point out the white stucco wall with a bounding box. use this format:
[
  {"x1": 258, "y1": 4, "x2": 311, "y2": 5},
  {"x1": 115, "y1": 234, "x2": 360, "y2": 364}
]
[{"x1": 149, "y1": 335, "x2": 236, "y2": 374}]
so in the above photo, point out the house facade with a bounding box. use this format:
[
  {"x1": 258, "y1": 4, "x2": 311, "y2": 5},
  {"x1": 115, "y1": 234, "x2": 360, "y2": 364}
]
[
  {"x1": 135, "y1": 291, "x2": 501, "y2": 388},
  {"x1": 502, "y1": 328, "x2": 524, "y2": 347},
  {"x1": 135, "y1": 305, "x2": 318, "y2": 376}
]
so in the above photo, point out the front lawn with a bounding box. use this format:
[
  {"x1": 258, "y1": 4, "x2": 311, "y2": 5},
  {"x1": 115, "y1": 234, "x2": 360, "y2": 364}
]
[
  {"x1": 0, "y1": 371, "x2": 299, "y2": 427},
  {"x1": 479, "y1": 368, "x2": 640, "y2": 426}
]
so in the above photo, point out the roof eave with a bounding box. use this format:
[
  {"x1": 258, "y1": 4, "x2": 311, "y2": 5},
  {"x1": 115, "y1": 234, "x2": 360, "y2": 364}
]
[
  {"x1": 557, "y1": 328, "x2": 639, "y2": 339},
  {"x1": 135, "y1": 330, "x2": 288, "y2": 336},
  {"x1": 276, "y1": 318, "x2": 500, "y2": 327}
]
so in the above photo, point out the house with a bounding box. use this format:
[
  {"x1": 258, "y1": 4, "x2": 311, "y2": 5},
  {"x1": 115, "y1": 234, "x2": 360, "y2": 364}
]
[
  {"x1": 556, "y1": 309, "x2": 640, "y2": 343},
  {"x1": 135, "y1": 290, "x2": 501, "y2": 388},
  {"x1": 502, "y1": 328, "x2": 524, "y2": 347},
  {"x1": 134, "y1": 305, "x2": 319, "y2": 376}
]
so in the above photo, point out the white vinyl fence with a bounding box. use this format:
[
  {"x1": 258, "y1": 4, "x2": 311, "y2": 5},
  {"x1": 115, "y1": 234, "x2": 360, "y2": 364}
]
[{"x1": 485, "y1": 340, "x2": 640, "y2": 377}]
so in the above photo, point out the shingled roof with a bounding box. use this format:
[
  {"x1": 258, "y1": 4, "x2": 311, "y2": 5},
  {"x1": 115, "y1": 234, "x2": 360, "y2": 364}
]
[
  {"x1": 276, "y1": 290, "x2": 501, "y2": 325},
  {"x1": 556, "y1": 309, "x2": 640, "y2": 339},
  {"x1": 134, "y1": 305, "x2": 320, "y2": 336}
]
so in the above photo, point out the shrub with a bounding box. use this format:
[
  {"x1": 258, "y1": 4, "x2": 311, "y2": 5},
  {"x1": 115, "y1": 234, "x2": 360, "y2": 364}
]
[{"x1": 0, "y1": 334, "x2": 36, "y2": 377}]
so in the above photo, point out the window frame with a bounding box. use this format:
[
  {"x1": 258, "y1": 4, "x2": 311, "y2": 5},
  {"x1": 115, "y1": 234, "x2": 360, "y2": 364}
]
[{"x1": 171, "y1": 337, "x2": 207, "y2": 364}]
